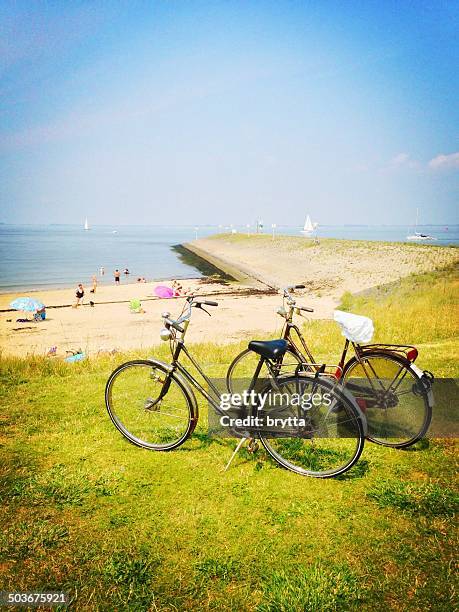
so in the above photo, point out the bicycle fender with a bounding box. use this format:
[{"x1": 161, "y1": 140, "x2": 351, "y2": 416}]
[{"x1": 410, "y1": 363, "x2": 435, "y2": 408}]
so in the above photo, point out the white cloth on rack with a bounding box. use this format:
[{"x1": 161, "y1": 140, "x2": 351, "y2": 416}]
[{"x1": 333, "y1": 310, "x2": 374, "y2": 343}]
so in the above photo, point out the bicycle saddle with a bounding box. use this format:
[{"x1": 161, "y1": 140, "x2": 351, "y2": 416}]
[{"x1": 248, "y1": 339, "x2": 288, "y2": 360}]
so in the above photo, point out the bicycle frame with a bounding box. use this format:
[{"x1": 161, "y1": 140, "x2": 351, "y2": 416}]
[
  {"x1": 278, "y1": 289, "x2": 420, "y2": 387},
  {"x1": 165, "y1": 329, "x2": 280, "y2": 416},
  {"x1": 278, "y1": 304, "x2": 341, "y2": 375}
]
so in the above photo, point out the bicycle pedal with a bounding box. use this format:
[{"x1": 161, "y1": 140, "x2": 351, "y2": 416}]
[{"x1": 247, "y1": 441, "x2": 259, "y2": 454}]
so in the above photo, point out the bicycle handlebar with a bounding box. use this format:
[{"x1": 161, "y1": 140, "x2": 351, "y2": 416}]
[
  {"x1": 163, "y1": 296, "x2": 219, "y2": 334},
  {"x1": 299, "y1": 306, "x2": 314, "y2": 313},
  {"x1": 164, "y1": 318, "x2": 185, "y2": 333},
  {"x1": 194, "y1": 299, "x2": 218, "y2": 307}
]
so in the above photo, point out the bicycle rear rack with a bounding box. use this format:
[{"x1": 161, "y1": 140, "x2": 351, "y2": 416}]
[{"x1": 356, "y1": 343, "x2": 418, "y2": 362}]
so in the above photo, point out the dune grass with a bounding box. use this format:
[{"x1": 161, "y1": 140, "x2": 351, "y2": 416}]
[{"x1": 0, "y1": 267, "x2": 457, "y2": 610}]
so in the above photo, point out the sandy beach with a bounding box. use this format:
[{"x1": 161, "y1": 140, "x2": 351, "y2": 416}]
[{"x1": 1, "y1": 235, "x2": 457, "y2": 357}]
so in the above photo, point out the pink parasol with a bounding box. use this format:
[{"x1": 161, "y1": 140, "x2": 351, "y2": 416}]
[{"x1": 154, "y1": 285, "x2": 175, "y2": 298}]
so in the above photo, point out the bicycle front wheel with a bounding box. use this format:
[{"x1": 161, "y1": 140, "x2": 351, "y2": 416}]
[
  {"x1": 342, "y1": 353, "x2": 432, "y2": 448},
  {"x1": 226, "y1": 347, "x2": 304, "y2": 394},
  {"x1": 259, "y1": 375, "x2": 365, "y2": 478},
  {"x1": 105, "y1": 360, "x2": 196, "y2": 450}
]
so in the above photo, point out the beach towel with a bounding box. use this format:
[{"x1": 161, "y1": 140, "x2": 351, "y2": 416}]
[
  {"x1": 65, "y1": 353, "x2": 86, "y2": 363},
  {"x1": 130, "y1": 298, "x2": 142, "y2": 313}
]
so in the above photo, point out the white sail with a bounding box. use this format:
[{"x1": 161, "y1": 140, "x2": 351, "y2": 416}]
[
  {"x1": 84, "y1": 217, "x2": 89, "y2": 231},
  {"x1": 303, "y1": 215, "x2": 314, "y2": 232},
  {"x1": 301, "y1": 214, "x2": 317, "y2": 235},
  {"x1": 406, "y1": 209, "x2": 435, "y2": 240}
]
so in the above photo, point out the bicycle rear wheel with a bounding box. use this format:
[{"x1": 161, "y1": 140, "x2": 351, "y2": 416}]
[
  {"x1": 259, "y1": 375, "x2": 365, "y2": 478},
  {"x1": 105, "y1": 359, "x2": 196, "y2": 450},
  {"x1": 342, "y1": 353, "x2": 432, "y2": 448}
]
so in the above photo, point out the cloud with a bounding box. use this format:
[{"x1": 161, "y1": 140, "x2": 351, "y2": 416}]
[
  {"x1": 428, "y1": 152, "x2": 459, "y2": 170},
  {"x1": 391, "y1": 152, "x2": 410, "y2": 165},
  {"x1": 389, "y1": 152, "x2": 420, "y2": 169}
]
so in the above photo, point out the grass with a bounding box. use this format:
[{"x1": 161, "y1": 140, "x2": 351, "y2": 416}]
[
  {"x1": 0, "y1": 267, "x2": 457, "y2": 610},
  {"x1": 205, "y1": 232, "x2": 458, "y2": 263}
]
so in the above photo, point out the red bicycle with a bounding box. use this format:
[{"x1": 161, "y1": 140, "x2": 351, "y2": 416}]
[{"x1": 226, "y1": 285, "x2": 433, "y2": 448}]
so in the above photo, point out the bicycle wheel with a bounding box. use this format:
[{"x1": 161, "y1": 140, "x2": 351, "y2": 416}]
[
  {"x1": 342, "y1": 353, "x2": 432, "y2": 448},
  {"x1": 105, "y1": 359, "x2": 197, "y2": 450},
  {"x1": 226, "y1": 347, "x2": 304, "y2": 394},
  {"x1": 259, "y1": 375, "x2": 365, "y2": 478}
]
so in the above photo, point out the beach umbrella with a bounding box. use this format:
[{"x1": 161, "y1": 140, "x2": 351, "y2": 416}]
[
  {"x1": 154, "y1": 286, "x2": 175, "y2": 299},
  {"x1": 10, "y1": 297, "x2": 45, "y2": 312}
]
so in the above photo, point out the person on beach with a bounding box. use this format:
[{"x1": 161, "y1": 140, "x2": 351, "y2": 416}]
[
  {"x1": 74, "y1": 283, "x2": 84, "y2": 307},
  {"x1": 172, "y1": 280, "x2": 191, "y2": 296},
  {"x1": 34, "y1": 306, "x2": 46, "y2": 321},
  {"x1": 123, "y1": 268, "x2": 130, "y2": 275},
  {"x1": 90, "y1": 275, "x2": 97, "y2": 294},
  {"x1": 114, "y1": 270, "x2": 121, "y2": 284},
  {"x1": 100, "y1": 266, "x2": 105, "y2": 276}
]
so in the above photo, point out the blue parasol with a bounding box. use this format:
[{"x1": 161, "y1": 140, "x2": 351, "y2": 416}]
[{"x1": 10, "y1": 297, "x2": 45, "y2": 312}]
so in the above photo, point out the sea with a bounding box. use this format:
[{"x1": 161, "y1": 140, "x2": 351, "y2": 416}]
[{"x1": 0, "y1": 223, "x2": 457, "y2": 293}]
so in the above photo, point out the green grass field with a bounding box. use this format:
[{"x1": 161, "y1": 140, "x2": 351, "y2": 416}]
[{"x1": 1, "y1": 267, "x2": 457, "y2": 610}]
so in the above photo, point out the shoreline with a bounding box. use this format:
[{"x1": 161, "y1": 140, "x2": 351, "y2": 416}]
[
  {"x1": 0, "y1": 242, "x2": 235, "y2": 297},
  {"x1": 1, "y1": 234, "x2": 458, "y2": 357},
  {"x1": 4, "y1": 235, "x2": 455, "y2": 296}
]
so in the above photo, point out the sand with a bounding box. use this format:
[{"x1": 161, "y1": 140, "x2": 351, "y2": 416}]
[
  {"x1": 0, "y1": 277, "x2": 321, "y2": 357},
  {"x1": 1, "y1": 236, "x2": 457, "y2": 357},
  {"x1": 191, "y1": 234, "x2": 459, "y2": 298}
]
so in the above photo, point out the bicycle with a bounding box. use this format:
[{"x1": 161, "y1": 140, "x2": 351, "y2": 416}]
[
  {"x1": 105, "y1": 295, "x2": 366, "y2": 478},
  {"x1": 226, "y1": 285, "x2": 434, "y2": 449}
]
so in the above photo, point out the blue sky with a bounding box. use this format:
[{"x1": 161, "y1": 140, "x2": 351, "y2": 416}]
[{"x1": 1, "y1": 1, "x2": 458, "y2": 225}]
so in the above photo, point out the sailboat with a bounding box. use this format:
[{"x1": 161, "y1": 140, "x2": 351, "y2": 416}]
[
  {"x1": 406, "y1": 209, "x2": 435, "y2": 241},
  {"x1": 84, "y1": 217, "x2": 90, "y2": 231},
  {"x1": 301, "y1": 215, "x2": 317, "y2": 236}
]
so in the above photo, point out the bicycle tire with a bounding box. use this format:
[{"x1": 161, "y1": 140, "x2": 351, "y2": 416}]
[
  {"x1": 105, "y1": 359, "x2": 197, "y2": 450},
  {"x1": 342, "y1": 352, "x2": 432, "y2": 448},
  {"x1": 258, "y1": 375, "x2": 365, "y2": 478}
]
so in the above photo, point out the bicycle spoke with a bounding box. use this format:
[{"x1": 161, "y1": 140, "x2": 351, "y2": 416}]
[{"x1": 106, "y1": 361, "x2": 194, "y2": 449}]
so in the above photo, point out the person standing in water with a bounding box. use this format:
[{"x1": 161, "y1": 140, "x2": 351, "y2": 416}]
[
  {"x1": 114, "y1": 269, "x2": 121, "y2": 284},
  {"x1": 100, "y1": 266, "x2": 105, "y2": 276}
]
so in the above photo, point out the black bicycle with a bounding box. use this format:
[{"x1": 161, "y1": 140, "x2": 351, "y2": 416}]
[{"x1": 105, "y1": 296, "x2": 366, "y2": 478}]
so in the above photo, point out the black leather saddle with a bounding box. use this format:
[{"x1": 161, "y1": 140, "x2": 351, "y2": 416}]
[{"x1": 248, "y1": 339, "x2": 288, "y2": 360}]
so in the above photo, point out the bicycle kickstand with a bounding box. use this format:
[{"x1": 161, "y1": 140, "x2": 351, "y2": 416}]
[{"x1": 223, "y1": 437, "x2": 247, "y2": 472}]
